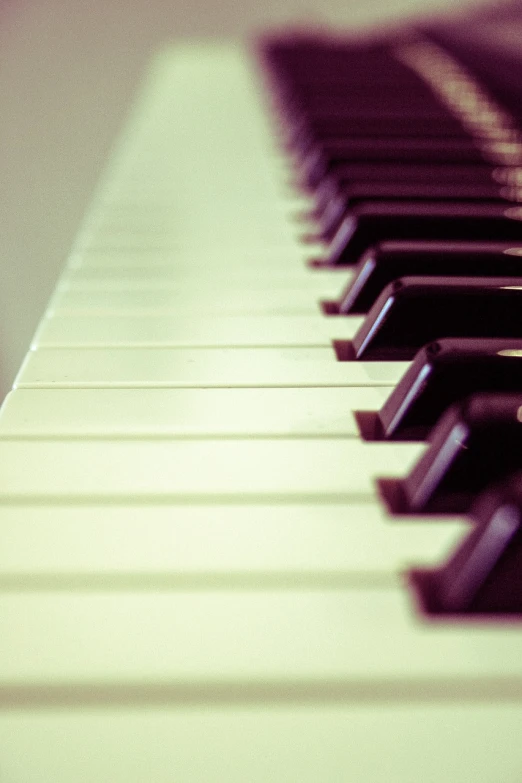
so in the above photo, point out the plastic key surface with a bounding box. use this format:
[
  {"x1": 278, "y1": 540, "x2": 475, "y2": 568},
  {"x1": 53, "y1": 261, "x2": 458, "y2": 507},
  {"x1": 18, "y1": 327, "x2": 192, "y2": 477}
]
[
  {"x1": 378, "y1": 337, "x2": 522, "y2": 440},
  {"x1": 319, "y1": 183, "x2": 516, "y2": 239},
  {"x1": 411, "y1": 473, "x2": 522, "y2": 615},
  {"x1": 402, "y1": 393, "x2": 522, "y2": 513},
  {"x1": 339, "y1": 240, "x2": 522, "y2": 314},
  {"x1": 328, "y1": 202, "x2": 522, "y2": 265},
  {"x1": 303, "y1": 138, "x2": 488, "y2": 187},
  {"x1": 351, "y1": 276, "x2": 522, "y2": 360}
]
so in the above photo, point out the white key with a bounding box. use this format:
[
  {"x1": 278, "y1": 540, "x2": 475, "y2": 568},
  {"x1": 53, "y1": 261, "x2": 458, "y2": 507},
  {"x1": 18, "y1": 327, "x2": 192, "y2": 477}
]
[
  {"x1": 0, "y1": 438, "x2": 424, "y2": 500},
  {"x1": 15, "y1": 347, "x2": 409, "y2": 388},
  {"x1": 2, "y1": 587, "x2": 522, "y2": 686},
  {"x1": 66, "y1": 249, "x2": 340, "y2": 277},
  {"x1": 49, "y1": 285, "x2": 338, "y2": 314},
  {"x1": 63, "y1": 263, "x2": 346, "y2": 290},
  {"x1": 66, "y1": 247, "x2": 333, "y2": 272},
  {"x1": 0, "y1": 705, "x2": 519, "y2": 783},
  {"x1": 33, "y1": 315, "x2": 362, "y2": 347},
  {"x1": 0, "y1": 387, "x2": 392, "y2": 437},
  {"x1": 78, "y1": 232, "x2": 305, "y2": 250},
  {"x1": 0, "y1": 502, "x2": 466, "y2": 576},
  {"x1": 85, "y1": 210, "x2": 301, "y2": 233}
]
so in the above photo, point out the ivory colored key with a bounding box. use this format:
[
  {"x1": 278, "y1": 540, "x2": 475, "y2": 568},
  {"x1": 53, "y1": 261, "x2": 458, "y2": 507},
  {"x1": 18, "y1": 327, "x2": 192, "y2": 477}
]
[
  {"x1": 62, "y1": 264, "x2": 344, "y2": 290},
  {"x1": 0, "y1": 387, "x2": 392, "y2": 437},
  {"x1": 88, "y1": 210, "x2": 304, "y2": 235},
  {"x1": 66, "y1": 250, "x2": 338, "y2": 278},
  {"x1": 0, "y1": 706, "x2": 520, "y2": 783},
  {"x1": 0, "y1": 502, "x2": 466, "y2": 576},
  {"x1": 49, "y1": 285, "x2": 339, "y2": 315},
  {"x1": 15, "y1": 347, "x2": 409, "y2": 388},
  {"x1": 77, "y1": 231, "x2": 306, "y2": 251},
  {"x1": 56, "y1": 268, "x2": 340, "y2": 292},
  {"x1": 33, "y1": 314, "x2": 362, "y2": 348},
  {"x1": 2, "y1": 587, "x2": 522, "y2": 686},
  {"x1": 0, "y1": 438, "x2": 424, "y2": 500}
]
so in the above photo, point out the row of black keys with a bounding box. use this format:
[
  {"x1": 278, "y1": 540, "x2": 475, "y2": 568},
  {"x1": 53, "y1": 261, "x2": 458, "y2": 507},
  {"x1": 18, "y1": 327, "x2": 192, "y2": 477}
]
[{"x1": 266, "y1": 36, "x2": 522, "y2": 615}]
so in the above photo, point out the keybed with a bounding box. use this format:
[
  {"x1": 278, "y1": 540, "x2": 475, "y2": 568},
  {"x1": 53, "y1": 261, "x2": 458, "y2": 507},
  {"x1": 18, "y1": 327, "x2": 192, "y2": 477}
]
[{"x1": 0, "y1": 41, "x2": 521, "y2": 781}]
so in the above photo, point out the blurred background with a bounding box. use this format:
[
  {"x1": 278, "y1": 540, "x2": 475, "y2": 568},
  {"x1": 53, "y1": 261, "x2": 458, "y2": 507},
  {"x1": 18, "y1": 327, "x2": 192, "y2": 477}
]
[{"x1": 0, "y1": 0, "x2": 502, "y2": 400}]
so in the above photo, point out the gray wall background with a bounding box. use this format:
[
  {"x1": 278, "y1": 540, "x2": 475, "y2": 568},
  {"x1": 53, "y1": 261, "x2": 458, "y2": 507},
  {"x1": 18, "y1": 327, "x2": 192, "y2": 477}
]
[{"x1": 0, "y1": 0, "x2": 493, "y2": 399}]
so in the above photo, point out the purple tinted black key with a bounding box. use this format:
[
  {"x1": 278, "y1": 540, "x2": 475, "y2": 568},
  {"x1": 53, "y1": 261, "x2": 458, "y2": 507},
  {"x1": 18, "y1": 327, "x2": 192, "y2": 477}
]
[
  {"x1": 378, "y1": 337, "x2": 522, "y2": 440},
  {"x1": 402, "y1": 393, "x2": 522, "y2": 513},
  {"x1": 411, "y1": 472, "x2": 522, "y2": 615},
  {"x1": 351, "y1": 276, "x2": 522, "y2": 360},
  {"x1": 339, "y1": 240, "x2": 522, "y2": 313},
  {"x1": 328, "y1": 202, "x2": 522, "y2": 265}
]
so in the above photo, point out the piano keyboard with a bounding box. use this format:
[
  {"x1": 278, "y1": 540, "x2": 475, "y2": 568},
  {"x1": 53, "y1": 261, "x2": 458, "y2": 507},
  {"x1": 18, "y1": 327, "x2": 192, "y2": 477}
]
[{"x1": 0, "y1": 34, "x2": 522, "y2": 782}]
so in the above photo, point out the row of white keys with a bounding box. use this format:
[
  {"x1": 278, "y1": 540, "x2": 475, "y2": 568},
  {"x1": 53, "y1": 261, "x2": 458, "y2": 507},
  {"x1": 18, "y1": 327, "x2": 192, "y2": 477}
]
[{"x1": 0, "y1": 41, "x2": 521, "y2": 782}]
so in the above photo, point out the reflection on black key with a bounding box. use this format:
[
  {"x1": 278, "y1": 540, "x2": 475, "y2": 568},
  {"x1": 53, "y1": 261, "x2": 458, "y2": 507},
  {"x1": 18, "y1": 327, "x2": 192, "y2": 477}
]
[
  {"x1": 379, "y1": 337, "x2": 522, "y2": 440},
  {"x1": 403, "y1": 393, "x2": 522, "y2": 513},
  {"x1": 410, "y1": 473, "x2": 522, "y2": 615},
  {"x1": 339, "y1": 241, "x2": 522, "y2": 314},
  {"x1": 328, "y1": 202, "x2": 522, "y2": 265},
  {"x1": 351, "y1": 276, "x2": 522, "y2": 360}
]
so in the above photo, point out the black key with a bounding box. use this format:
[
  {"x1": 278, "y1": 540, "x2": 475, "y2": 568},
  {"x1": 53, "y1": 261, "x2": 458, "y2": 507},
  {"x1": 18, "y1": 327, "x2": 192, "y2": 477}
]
[
  {"x1": 303, "y1": 138, "x2": 488, "y2": 187},
  {"x1": 274, "y1": 69, "x2": 423, "y2": 89},
  {"x1": 351, "y1": 276, "x2": 522, "y2": 360},
  {"x1": 339, "y1": 240, "x2": 522, "y2": 314},
  {"x1": 378, "y1": 337, "x2": 522, "y2": 440},
  {"x1": 265, "y1": 45, "x2": 425, "y2": 88},
  {"x1": 286, "y1": 81, "x2": 438, "y2": 102},
  {"x1": 410, "y1": 473, "x2": 522, "y2": 615},
  {"x1": 402, "y1": 393, "x2": 522, "y2": 513},
  {"x1": 323, "y1": 161, "x2": 507, "y2": 188},
  {"x1": 313, "y1": 163, "x2": 507, "y2": 213},
  {"x1": 284, "y1": 92, "x2": 448, "y2": 127},
  {"x1": 328, "y1": 201, "x2": 522, "y2": 265},
  {"x1": 320, "y1": 182, "x2": 517, "y2": 239},
  {"x1": 292, "y1": 116, "x2": 484, "y2": 155},
  {"x1": 265, "y1": 41, "x2": 422, "y2": 82},
  {"x1": 290, "y1": 114, "x2": 471, "y2": 151}
]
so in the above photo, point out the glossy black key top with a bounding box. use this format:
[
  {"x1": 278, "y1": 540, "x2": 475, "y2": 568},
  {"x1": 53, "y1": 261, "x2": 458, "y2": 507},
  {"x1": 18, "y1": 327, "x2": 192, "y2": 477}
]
[
  {"x1": 328, "y1": 201, "x2": 522, "y2": 265},
  {"x1": 379, "y1": 337, "x2": 522, "y2": 440},
  {"x1": 313, "y1": 163, "x2": 505, "y2": 213},
  {"x1": 339, "y1": 240, "x2": 522, "y2": 314},
  {"x1": 319, "y1": 182, "x2": 517, "y2": 239},
  {"x1": 410, "y1": 473, "x2": 522, "y2": 615},
  {"x1": 304, "y1": 138, "x2": 488, "y2": 187},
  {"x1": 351, "y1": 276, "x2": 522, "y2": 360},
  {"x1": 402, "y1": 393, "x2": 522, "y2": 513}
]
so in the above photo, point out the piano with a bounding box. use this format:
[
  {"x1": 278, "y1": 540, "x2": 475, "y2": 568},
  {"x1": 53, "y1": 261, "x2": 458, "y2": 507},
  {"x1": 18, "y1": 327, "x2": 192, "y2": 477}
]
[{"x1": 1, "y1": 5, "x2": 522, "y2": 780}]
